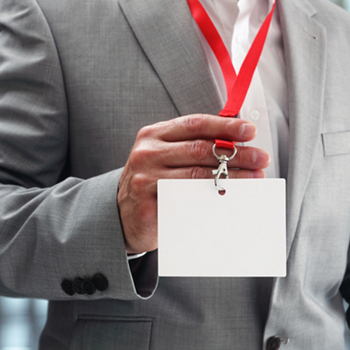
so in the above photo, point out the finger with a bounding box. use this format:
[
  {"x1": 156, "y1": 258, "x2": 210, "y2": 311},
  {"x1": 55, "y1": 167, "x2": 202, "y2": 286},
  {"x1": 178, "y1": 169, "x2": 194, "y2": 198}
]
[
  {"x1": 138, "y1": 167, "x2": 266, "y2": 195},
  {"x1": 161, "y1": 167, "x2": 266, "y2": 180},
  {"x1": 148, "y1": 114, "x2": 257, "y2": 143},
  {"x1": 156, "y1": 140, "x2": 271, "y2": 170}
]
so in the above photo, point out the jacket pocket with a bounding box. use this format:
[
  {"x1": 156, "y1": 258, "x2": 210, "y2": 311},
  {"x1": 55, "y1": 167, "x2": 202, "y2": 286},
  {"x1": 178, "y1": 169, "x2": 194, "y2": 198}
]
[
  {"x1": 322, "y1": 131, "x2": 350, "y2": 156},
  {"x1": 70, "y1": 315, "x2": 153, "y2": 350}
]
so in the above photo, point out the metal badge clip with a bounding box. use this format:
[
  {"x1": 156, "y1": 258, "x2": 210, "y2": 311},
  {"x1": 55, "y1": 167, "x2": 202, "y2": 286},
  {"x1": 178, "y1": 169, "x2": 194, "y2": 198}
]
[{"x1": 212, "y1": 144, "x2": 237, "y2": 192}]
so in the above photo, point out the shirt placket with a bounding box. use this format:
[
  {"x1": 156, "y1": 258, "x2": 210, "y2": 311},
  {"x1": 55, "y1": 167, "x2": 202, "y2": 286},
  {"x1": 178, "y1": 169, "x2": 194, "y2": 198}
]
[{"x1": 232, "y1": 0, "x2": 279, "y2": 178}]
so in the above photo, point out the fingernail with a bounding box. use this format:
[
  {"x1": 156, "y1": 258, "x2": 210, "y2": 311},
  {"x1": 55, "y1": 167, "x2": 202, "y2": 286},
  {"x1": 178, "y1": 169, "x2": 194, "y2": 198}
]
[
  {"x1": 252, "y1": 150, "x2": 271, "y2": 166},
  {"x1": 240, "y1": 123, "x2": 256, "y2": 138}
]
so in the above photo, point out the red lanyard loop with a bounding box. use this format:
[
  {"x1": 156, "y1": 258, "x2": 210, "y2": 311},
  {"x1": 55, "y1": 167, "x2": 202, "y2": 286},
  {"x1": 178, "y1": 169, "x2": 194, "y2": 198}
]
[{"x1": 187, "y1": 0, "x2": 277, "y2": 149}]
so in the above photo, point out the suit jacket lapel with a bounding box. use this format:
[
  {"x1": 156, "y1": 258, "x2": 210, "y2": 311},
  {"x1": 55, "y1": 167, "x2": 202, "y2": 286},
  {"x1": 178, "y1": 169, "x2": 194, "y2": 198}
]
[
  {"x1": 278, "y1": 0, "x2": 327, "y2": 258},
  {"x1": 118, "y1": 0, "x2": 222, "y2": 116}
]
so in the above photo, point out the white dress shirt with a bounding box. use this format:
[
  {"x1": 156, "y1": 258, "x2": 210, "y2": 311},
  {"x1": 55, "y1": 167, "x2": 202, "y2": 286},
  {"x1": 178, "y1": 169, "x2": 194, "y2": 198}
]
[{"x1": 198, "y1": 0, "x2": 289, "y2": 179}]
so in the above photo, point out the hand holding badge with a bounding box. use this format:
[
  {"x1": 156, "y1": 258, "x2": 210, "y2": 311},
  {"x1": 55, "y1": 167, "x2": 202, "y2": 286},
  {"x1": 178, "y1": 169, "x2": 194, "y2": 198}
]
[
  {"x1": 158, "y1": 0, "x2": 286, "y2": 277},
  {"x1": 118, "y1": 0, "x2": 285, "y2": 277}
]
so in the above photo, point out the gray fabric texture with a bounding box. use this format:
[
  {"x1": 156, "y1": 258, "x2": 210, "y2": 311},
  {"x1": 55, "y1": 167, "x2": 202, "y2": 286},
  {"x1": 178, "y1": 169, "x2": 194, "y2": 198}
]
[{"x1": 0, "y1": 0, "x2": 350, "y2": 349}]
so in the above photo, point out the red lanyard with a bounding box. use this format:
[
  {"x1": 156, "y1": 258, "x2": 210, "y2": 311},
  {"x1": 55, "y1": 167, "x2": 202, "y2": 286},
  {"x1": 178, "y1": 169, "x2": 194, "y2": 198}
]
[{"x1": 187, "y1": 0, "x2": 277, "y2": 149}]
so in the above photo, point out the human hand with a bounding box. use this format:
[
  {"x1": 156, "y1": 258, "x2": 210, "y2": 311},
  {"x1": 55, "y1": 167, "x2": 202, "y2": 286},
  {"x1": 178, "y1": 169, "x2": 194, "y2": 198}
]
[{"x1": 117, "y1": 114, "x2": 270, "y2": 254}]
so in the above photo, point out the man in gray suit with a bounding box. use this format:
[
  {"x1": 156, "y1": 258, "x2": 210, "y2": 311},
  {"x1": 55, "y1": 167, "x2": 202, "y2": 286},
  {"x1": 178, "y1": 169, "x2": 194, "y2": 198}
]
[{"x1": 1, "y1": 0, "x2": 350, "y2": 349}]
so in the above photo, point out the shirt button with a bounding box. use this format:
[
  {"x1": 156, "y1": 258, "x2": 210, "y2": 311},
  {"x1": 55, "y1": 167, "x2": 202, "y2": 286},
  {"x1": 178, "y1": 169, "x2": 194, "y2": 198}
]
[
  {"x1": 249, "y1": 109, "x2": 260, "y2": 121},
  {"x1": 236, "y1": 35, "x2": 244, "y2": 43},
  {"x1": 260, "y1": 14, "x2": 266, "y2": 23}
]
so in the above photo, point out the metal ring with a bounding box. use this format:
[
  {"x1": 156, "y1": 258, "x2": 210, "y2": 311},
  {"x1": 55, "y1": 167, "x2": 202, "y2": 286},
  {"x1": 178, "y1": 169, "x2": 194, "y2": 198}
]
[{"x1": 212, "y1": 143, "x2": 237, "y2": 161}]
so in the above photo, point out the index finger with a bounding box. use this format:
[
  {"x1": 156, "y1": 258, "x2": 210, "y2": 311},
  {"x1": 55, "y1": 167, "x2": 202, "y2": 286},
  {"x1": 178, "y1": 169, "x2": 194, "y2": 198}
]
[{"x1": 155, "y1": 114, "x2": 257, "y2": 143}]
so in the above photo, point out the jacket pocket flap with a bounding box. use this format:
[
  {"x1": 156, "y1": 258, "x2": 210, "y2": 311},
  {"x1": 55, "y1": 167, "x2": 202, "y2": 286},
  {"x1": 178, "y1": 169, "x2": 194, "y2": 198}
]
[
  {"x1": 322, "y1": 131, "x2": 350, "y2": 156},
  {"x1": 70, "y1": 316, "x2": 153, "y2": 350}
]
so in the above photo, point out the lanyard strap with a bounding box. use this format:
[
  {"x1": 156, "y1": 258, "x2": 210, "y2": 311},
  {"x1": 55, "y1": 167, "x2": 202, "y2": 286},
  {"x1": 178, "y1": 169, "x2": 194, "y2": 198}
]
[{"x1": 187, "y1": 0, "x2": 277, "y2": 149}]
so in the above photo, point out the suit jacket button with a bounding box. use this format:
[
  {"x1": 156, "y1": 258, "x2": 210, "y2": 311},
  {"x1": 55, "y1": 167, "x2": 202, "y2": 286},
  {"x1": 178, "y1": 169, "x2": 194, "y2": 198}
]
[
  {"x1": 93, "y1": 273, "x2": 109, "y2": 291},
  {"x1": 82, "y1": 279, "x2": 96, "y2": 295},
  {"x1": 61, "y1": 279, "x2": 75, "y2": 296},
  {"x1": 73, "y1": 278, "x2": 85, "y2": 295},
  {"x1": 266, "y1": 336, "x2": 281, "y2": 350}
]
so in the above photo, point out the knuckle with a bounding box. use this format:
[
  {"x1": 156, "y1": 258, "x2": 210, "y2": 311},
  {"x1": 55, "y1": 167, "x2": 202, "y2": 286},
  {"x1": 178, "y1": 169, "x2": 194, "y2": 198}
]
[
  {"x1": 129, "y1": 146, "x2": 153, "y2": 165},
  {"x1": 190, "y1": 166, "x2": 206, "y2": 179},
  {"x1": 129, "y1": 173, "x2": 150, "y2": 193},
  {"x1": 183, "y1": 114, "x2": 205, "y2": 133},
  {"x1": 136, "y1": 125, "x2": 154, "y2": 140},
  {"x1": 234, "y1": 147, "x2": 245, "y2": 166},
  {"x1": 190, "y1": 140, "x2": 207, "y2": 162}
]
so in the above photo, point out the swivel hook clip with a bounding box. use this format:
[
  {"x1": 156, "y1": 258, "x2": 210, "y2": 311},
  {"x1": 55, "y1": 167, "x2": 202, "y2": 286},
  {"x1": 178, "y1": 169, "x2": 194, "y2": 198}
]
[{"x1": 212, "y1": 144, "x2": 237, "y2": 192}]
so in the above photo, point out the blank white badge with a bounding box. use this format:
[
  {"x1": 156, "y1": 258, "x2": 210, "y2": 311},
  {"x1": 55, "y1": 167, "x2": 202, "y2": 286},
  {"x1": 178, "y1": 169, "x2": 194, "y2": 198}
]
[{"x1": 158, "y1": 179, "x2": 286, "y2": 277}]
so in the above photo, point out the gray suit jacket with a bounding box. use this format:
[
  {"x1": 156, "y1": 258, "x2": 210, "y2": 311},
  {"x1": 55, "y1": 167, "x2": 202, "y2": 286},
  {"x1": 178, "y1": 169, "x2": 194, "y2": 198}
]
[{"x1": 1, "y1": 0, "x2": 350, "y2": 349}]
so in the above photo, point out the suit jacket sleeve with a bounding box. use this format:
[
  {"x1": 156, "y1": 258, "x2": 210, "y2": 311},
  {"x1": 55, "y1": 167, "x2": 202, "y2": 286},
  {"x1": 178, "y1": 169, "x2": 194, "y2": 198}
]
[{"x1": 0, "y1": 0, "x2": 158, "y2": 300}]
